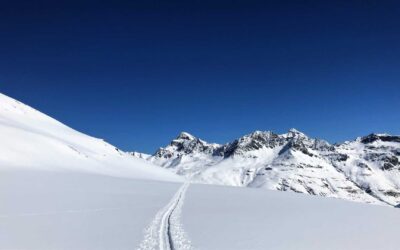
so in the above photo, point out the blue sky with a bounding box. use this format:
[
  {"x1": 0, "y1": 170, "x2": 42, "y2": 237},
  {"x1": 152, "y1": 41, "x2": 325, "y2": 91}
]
[{"x1": 1, "y1": 1, "x2": 400, "y2": 153}]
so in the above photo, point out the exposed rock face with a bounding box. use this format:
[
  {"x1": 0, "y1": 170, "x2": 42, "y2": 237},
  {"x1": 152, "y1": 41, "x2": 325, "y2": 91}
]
[
  {"x1": 361, "y1": 134, "x2": 400, "y2": 144},
  {"x1": 148, "y1": 132, "x2": 223, "y2": 175},
  {"x1": 138, "y1": 130, "x2": 400, "y2": 206},
  {"x1": 154, "y1": 132, "x2": 221, "y2": 158},
  {"x1": 333, "y1": 133, "x2": 400, "y2": 205},
  {"x1": 224, "y1": 131, "x2": 283, "y2": 157}
]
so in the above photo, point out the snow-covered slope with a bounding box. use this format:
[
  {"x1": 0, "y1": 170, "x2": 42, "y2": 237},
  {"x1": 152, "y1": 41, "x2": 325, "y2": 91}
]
[
  {"x1": 2, "y1": 92, "x2": 400, "y2": 250},
  {"x1": 334, "y1": 134, "x2": 400, "y2": 205},
  {"x1": 0, "y1": 171, "x2": 182, "y2": 250},
  {"x1": 130, "y1": 151, "x2": 151, "y2": 160},
  {"x1": 2, "y1": 172, "x2": 400, "y2": 250},
  {"x1": 140, "y1": 130, "x2": 400, "y2": 206},
  {"x1": 0, "y1": 93, "x2": 180, "y2": 182},
  {"x1": 183, "y1": 183, "x2": 400, "y2": 250}
]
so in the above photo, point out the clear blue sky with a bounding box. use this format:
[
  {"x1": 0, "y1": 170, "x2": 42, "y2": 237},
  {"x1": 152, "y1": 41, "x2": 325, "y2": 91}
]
[{"x1": 1, "y1": 0, "x2": 399, "y2": 153}]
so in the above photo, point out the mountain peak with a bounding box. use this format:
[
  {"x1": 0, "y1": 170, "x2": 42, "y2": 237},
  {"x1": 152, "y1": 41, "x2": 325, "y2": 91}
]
[
  {"x1": 176, "y1": 132, "x2": 196, "y2": 141},
  {"x1": 147, "y1": 128, "x2": 400, "y2": 206},
  {"x1": 286, "y1": 128, "x2": 307, "y2": 138},
  {"x1": 153, "y1": 131, "x2": 220, "y2": 161},
  {"x1": 248, "y1": 130, "x2": 272, "y2": 137},
  {"x1": 288, "y1": 128, "x2": 302, "y2": 133}
]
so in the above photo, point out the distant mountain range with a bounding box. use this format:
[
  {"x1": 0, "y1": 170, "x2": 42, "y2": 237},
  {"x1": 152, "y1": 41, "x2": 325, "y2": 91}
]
[
  {"x1": 133, "y1": 130, "x2": 400, "y2": 206},
  {"x1": 1, "y1": 92, "x2": 399, "y2": 207}
]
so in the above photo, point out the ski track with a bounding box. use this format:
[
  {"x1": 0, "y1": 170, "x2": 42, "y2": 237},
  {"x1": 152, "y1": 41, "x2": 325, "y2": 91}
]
[{"x1": 137, "y1": 182, "x2": 193, "y2": 250}]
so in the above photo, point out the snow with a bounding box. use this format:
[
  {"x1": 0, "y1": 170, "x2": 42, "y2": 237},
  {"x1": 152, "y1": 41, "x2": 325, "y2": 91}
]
[
  {"x1": 0, "y1": 92, "x2": 184, "y2": 249},
  {"x1": 131, "y1": 151, "x2": 152, "y2": 160},
  {"x1": 2, "y1": 92, "x2": 400, "y2": 249},
  {"x1": 2, "y1": 171, "x2": 400, "y2": 250},
  {"x1": 143, "y1": 129, "x2": 400, "y2": 206},
  {"x1": 183, "y1": 184, "x2": 400, "y2": 250},
  {"x1": 0, "y1": 93, "x2": 180, "y2": 182},
  {"x1": 335, "y1": 138, "x2": 400, "y2": 205},
  {"x1": 0, "y1": 171, "x2": 181, "y2": 250},
  {"x1": 138, "y1": 182, "x2": 193, "y2": 250}
]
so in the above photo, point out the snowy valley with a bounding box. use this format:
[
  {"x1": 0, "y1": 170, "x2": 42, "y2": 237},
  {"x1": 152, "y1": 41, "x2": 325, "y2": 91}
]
[{"x1": 1, "y1": 92, "x2": 400, "y2": 250}]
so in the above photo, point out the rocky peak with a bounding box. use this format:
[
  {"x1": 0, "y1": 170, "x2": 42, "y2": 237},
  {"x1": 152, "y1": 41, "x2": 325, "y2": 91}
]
[
  {"x1": 155, "y1": 129, "x2": 334, "y2": 160},
  {"x1": 175, "y1": 132, "x2": 196, "y2": 141},
  {"x1": 361, "y1": 133, "x2": 400, "y2": 144},
  {"x1": 145, "y1": 130, "x2": 400, "y2": 206},
  {"x1": 155, "y1": 132, "x2": 220, "y2": 158},
  {"x1": 170, "y1": 132, "x2": 201, "y2": 148},
  {"x1": 279, "y1": 139, "x2": 314, "y2": 157},
  {"x1": 285, "y1": 129, "x2": 332, "y2": 151},
  {"x1": 223, "y1": 131, "x2": 282, "y2": 157},
  {"x1": 221, "y1": 129, "x2": 327, "y2": 158},
  {"x1": 244, "y1": 131, "x2": 279, "y2": 144},
  {"x1": 286, "y1": 128, "x2": 307, "y2": 137}
]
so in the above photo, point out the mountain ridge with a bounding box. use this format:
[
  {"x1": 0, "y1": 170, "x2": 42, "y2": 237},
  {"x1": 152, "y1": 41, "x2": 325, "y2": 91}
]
[
  {"x1": 2, "y1": 91, "x2": 399, "y2": 207},
  {"x1": 136, "y1": 130, "x2": 400, "y2": 206}
]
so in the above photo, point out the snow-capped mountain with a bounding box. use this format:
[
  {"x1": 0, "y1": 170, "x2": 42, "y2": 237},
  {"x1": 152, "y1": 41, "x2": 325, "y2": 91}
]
[
  {"x1": 0, "y1": 93, "x2": 180, "y2": 182},
  {"x1": 140, "y1": 130, "x2": 400, "y2": 206},
  {"x1": 2, "y1": 91, "x2": 399, "y2": 206}
]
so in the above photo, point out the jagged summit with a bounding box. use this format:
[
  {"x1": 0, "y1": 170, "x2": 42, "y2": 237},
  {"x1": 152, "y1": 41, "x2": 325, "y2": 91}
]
[
  {"x1": 287, "y1": 128, "x2": 305, "y2": 134},
  {"x1": 155, "y1": 129, "x2": 331, "y2": 159},
  {"x1": 285, "y1": 128, "x2": 308, "y2": 138},
  {"x1": 288, "y1": 128, "x2": 301, "y2": 133},
  {"x1": 175, "y1": 131, "x2": 196, "y2": 141},
  {"x1": 153, "y1": 131, "x2": 220, "y2": 162},
  {"x1": 138, "y1": 129, "x2": 400, "y2": 206}
]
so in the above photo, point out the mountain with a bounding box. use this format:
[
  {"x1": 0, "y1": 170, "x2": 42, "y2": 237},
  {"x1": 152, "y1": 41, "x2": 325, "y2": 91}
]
[
  {"x1": 140, "y1": 130, "x2": 400, "y2": 206},
  {"x1": 2, "y1": 92, "x2": 400, "y2": 249},
  {"x1": 0, "y1": 93, "x2": 180, "y2": 182},
  {"x1": 3, "y1": 91, "x2": 399, "y2": 206}
]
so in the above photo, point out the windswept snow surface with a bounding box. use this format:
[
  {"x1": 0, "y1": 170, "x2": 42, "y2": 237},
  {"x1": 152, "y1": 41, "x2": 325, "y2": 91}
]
[
  {"x1": 183, "y1": 184, "x2": 400, "y2": 250},
  {"x1": 0, "y1": 171, "x2": 182, "y2": 250},
  {"x1": 3, "y1": 172, "x2": 400, "y2": 250},
  {"x1": 0, "y1": 93, "x2": 180, "y2": 182}
]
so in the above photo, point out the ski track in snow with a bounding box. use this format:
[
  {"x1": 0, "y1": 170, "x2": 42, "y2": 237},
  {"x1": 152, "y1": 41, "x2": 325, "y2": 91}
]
[{"x1": 137, "y1": 182, "x2": 193, "y2": 250}]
